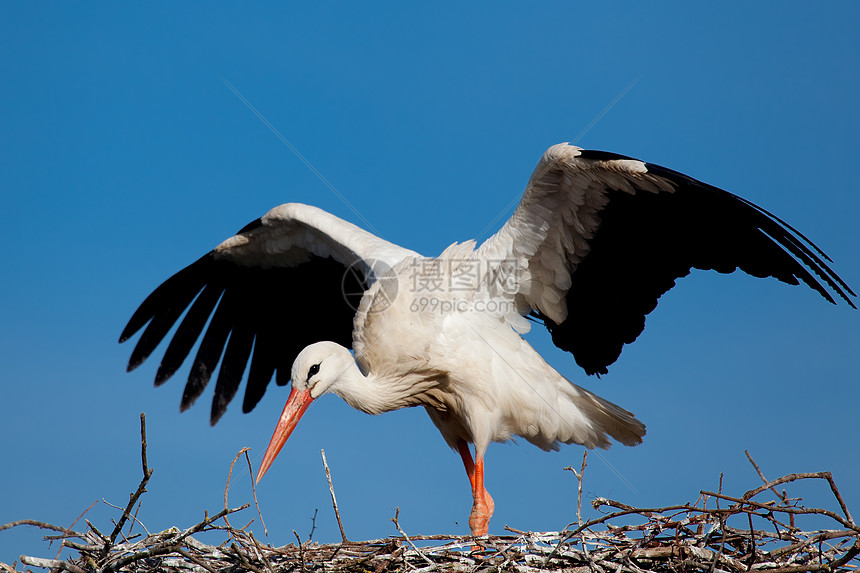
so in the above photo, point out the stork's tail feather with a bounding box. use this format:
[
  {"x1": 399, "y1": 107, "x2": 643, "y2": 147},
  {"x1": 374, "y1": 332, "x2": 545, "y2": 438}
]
[{"x1": 574, "y1": 386, "x2": 646, "y2": 448}]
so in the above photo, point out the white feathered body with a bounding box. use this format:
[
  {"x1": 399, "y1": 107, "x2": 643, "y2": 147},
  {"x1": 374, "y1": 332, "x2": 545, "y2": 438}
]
[{"x1": 350, "y1": 239, "x2": 644, "y2": 458}]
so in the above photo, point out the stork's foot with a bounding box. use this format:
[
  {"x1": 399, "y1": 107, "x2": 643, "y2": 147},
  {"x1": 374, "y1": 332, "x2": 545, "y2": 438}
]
[{"x1": 469, "y1": 489, "x2": 494, "y2": 537}]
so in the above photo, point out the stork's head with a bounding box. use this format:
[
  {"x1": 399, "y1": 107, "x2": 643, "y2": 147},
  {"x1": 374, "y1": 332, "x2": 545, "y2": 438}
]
[{"x1": 256, "y1": 341, "x2": 353, "y2": 484}]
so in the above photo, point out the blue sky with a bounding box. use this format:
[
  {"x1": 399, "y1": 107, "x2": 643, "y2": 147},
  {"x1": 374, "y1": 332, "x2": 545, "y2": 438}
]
[{"x1": 2, "y1": 2, "x2": 859, "y2": 564}]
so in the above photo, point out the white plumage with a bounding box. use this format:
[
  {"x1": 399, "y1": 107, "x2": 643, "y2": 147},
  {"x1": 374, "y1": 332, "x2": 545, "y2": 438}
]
[{"x1": 121, "y1": 143, "x2": 854, "y2": 538}]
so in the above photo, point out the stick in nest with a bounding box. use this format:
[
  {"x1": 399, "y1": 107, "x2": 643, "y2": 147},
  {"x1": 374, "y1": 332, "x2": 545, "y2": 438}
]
[
  {"x1": 223, "y1": 446, "x2": 268, "y2": 536},
  {"x1": 102, "y1": 412, "x2": 153, "y2": 558},
  {"x1": 746, "y1": 449, "x2": 796, "y2": 529},
  {"x1": 321, "y1": 449, "x2": 348, "y2": 543},
  {"x1": 391, "y1": 507, "x2": 436, "y2": 569},
  {"x1": 563, "y1": 450, "x2": 588, "y2": 529}
]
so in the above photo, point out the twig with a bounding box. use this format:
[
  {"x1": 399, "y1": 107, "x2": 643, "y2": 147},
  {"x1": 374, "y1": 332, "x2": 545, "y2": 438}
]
[
  {"x1": 61, "y1": 540, "x2": 103, "y2": 553},
  {"x1": 718, "y1": 472, "x2": 723, "y2": 510},
  {"x1": 702, "y1": 490, "x2": 860, "y2": 533},
  {"x1": 100, "y1": 499, "x2": 149, "y2": 537},
  {"x1": 565, "y1": 502, "x2": 704, "y2": 538},
  {"x1": 308, "y1": 508, "x2": 318, "y2": 542},
  {"x1": 746, "y1": 450, "x2": 785, "y2": 500},
  {"x1": 293, "y1": 530, "x2": 306, "y2": 573},
  {"x1": 746, "y1": 509, "x2": 757, "y2": 567},
  {"x1": 831, "y1": 539, "x2": 860, "y2": 570},
  {"x1": 769, "y1": 530, "x2": 858, "y2": 559},
  {"x1": 223, "y1": 447, "x2": 250, "y2": 529},
  {"x1": 140, "y1": 412, "x2": 149, "y2": 474},
  {"x1": 391, "y1": 507, "x2": 436, "y2": 570},
  {"x1": 229, "y1": 542, "x2": 264, "y2": 573},
  {"x1": 86, "y1": 520, "x2": 109, "y2": 544},
  {"x1": 746, "y1": 449, "x2": 796, "y2": 528},
  {"x1": 561, "y1": 451, "x2": 591, "y2": 570},
  {"x1": 0, "y1": 520, "x2": 82, "y2": 537},
  {"x1": 708, "y1": 512, "x2": 727, "y2": 573},
  {"x1": 129, "y1": 499, "x2": 146, "y2": 537},
  {"x1": 824, "y1": 473, "x2": 855, "y2": 525},
  {"x1": 55, "y1": 500, "x2": 98, "y2": 558},
  {"x1": 321, "y1": 449, "x2": 348, "y2": 542},
  {"x1": 248, "y1": 531, "x2": 276, "y2": 573},
  {"x1": 107, "y1": 413, "x2": 153, "y2": 551},
  {"x1": 741, "y1": 470, "x2": 853, "y2": 524},
  {"x1": 244, "y1": 448, "x2": 269, "y2": 537},
  {"x1": 19, "y1": 555, "x2": 87, "y2": 573},
  {"x1": 577, "y1": 451, "x2": 587, "y2": 528},
  {"x1": 175, "y1": 547, "x2": 219, "y2": 573}
]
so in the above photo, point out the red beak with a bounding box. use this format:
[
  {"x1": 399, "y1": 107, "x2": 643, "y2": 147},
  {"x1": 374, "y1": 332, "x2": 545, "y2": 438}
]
[{"x1": 256, "y1": 388, "x2": 313, "y2": 484}]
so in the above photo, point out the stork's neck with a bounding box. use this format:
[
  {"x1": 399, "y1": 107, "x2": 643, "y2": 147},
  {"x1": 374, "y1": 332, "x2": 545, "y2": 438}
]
[{"x1": 328, "y1": 351, "x2": 437, "y2": 416}]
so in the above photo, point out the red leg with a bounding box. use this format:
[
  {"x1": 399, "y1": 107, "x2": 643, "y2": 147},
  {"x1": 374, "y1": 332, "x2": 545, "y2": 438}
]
[
  {"x1": 457, "y1": 441, "x2": 494, "y2": 538},
  {"x1": 458, "y1": 441, "x2": 476, "y2": 489}
]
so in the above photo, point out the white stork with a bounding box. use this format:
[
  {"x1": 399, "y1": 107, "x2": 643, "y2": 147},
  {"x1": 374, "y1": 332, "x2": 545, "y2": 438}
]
[{"x1": 120, "y1": 143, "x2": 854, "y2": 538}]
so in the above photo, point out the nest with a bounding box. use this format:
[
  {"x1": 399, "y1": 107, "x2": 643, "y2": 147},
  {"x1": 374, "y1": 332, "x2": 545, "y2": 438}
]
[{"x1": 3, "y1": 414, "x2": 858, "y2": 573}]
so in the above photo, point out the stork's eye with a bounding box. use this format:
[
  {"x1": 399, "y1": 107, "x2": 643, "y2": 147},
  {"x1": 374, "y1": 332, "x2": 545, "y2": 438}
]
[{"x1": 307, "y1": 363, "x2": 320, "y2": 381}]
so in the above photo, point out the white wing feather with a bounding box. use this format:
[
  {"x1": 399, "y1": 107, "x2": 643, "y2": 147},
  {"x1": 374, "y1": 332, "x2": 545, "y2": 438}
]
[
  {"x1": 477, "y1": 143, "x2": 673, "y2": 323},
  {"x1": 215, "y1": 202, "x2": 419, "y2": 279}
]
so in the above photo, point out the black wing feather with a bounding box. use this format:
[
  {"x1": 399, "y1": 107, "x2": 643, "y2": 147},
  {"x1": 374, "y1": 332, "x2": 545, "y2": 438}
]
[
  {"x1": 542, "y1": 155, "x2": 855, "y2": 377},
  {"x1": 155, "y1": 283, "x2": 222, "y2": 385},
  {"x1": 211, "y1": 319, "x2": 255, "y2": 424},
  {"x1": 180, "y1": 283, "x2": 235, "y2": 412},
  {"x1": 121, "y1": 250, "x2": 365, "y2": 424}
]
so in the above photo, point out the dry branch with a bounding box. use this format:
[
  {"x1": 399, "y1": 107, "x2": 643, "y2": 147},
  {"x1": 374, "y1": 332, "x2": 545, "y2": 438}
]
[
  {"x1": 320, "y1": 449, "x2": 348, "y2": 543},
  {"x1": 108, "y1": 413, "x2": 153, "y2": 550}
]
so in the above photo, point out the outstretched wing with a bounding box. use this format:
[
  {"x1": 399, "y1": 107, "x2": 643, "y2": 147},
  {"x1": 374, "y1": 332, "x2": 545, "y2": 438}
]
[
  {"x1": 120, "y1": 203, "x2": 417, "y2": 424},
  {"x1": 478, "y1": 143, "x2": 855, "y2": 376}
]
